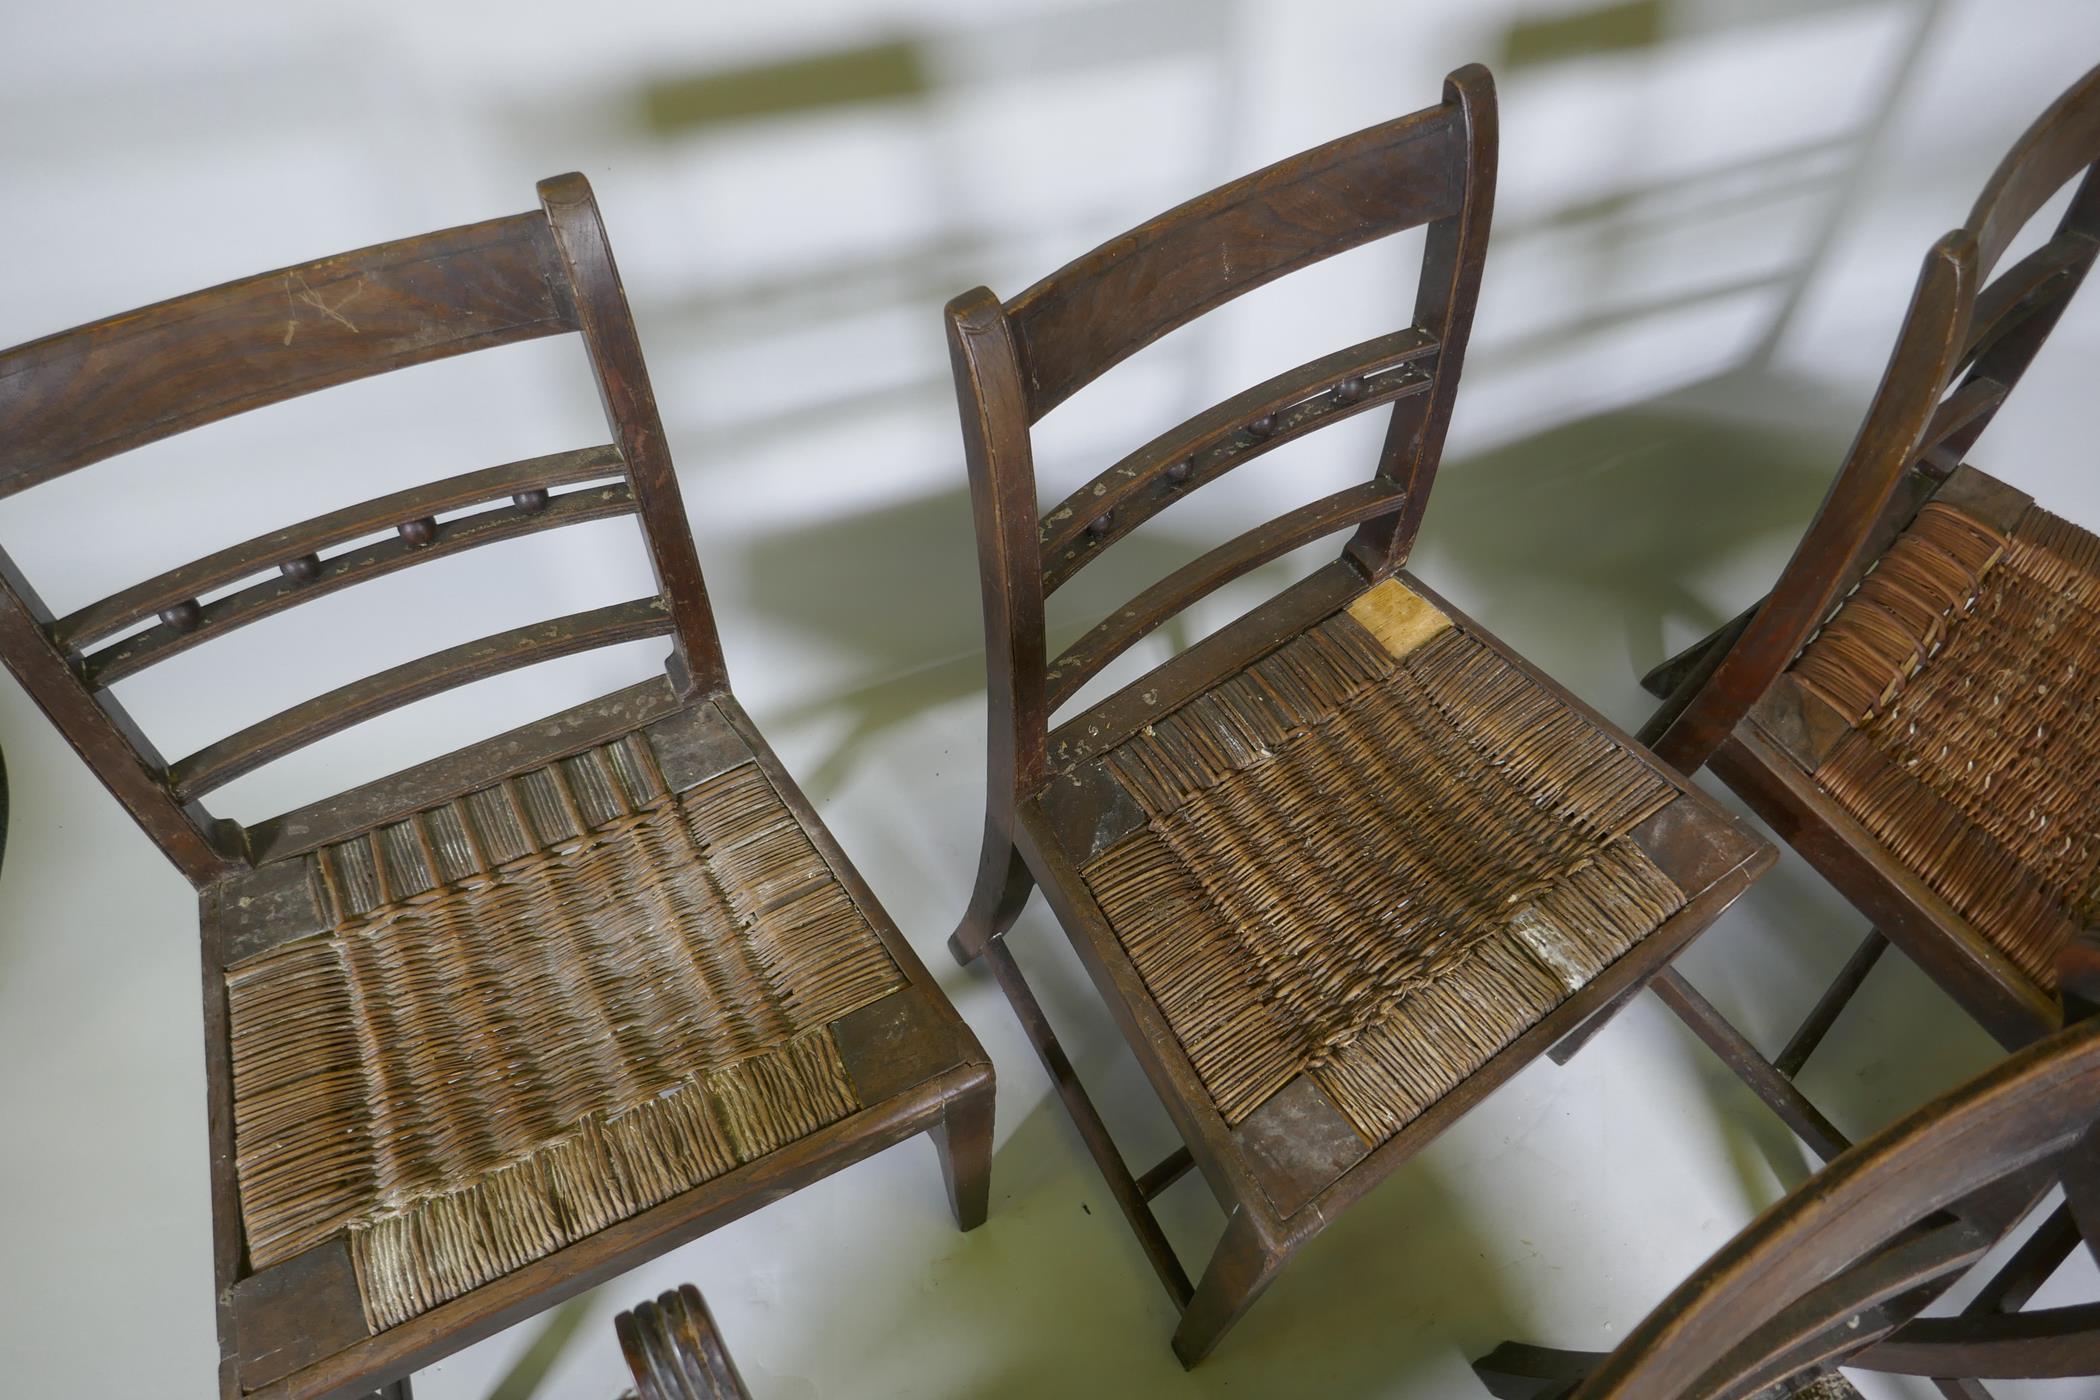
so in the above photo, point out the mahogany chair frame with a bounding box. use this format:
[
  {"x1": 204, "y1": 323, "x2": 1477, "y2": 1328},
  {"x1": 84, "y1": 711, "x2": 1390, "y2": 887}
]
[
  {"x1": 1475, "y1": 936, "x2": 2100, "y2": 1400},
  {"x1": 1541, "y1": 62, "x2": 2100, "y2": 1173},
  {"x1": 0, "y1": 176, "x2": 993, "y2": 1400},
  {"x1": 943, "y1": 65, "x2": 1772, "y2": 1365}
]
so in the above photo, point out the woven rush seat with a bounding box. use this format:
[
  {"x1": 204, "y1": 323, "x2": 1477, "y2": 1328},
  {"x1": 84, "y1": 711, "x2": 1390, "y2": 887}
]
[
  {"x1": 1074, "y1": 578, "x2": 1692, "y2": 1146},
  {"x1": 225, "y1": 710, "x2": 906, "y2": 1332},
  {"x1": 1785, "y1": 474, "x2": 2100, "y2": 994}
]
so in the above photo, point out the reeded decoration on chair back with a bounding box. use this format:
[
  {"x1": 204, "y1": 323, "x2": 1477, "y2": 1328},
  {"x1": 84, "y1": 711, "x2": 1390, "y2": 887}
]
[
  {"x1": 1644, "y1": 62, "x2": 2100, "y2": 778},
  {"x1": 0, "y1": 174, "x2": 723, "y2": 886},
  {"x1": 1478, "y1": 937, "x2": 2100, "y2": 1400}
]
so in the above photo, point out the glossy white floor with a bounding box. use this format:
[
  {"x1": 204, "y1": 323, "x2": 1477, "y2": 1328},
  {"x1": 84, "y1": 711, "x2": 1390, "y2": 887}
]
[{"x1": 5, "y1": 2, "x2": 2100, "y2": 1396}]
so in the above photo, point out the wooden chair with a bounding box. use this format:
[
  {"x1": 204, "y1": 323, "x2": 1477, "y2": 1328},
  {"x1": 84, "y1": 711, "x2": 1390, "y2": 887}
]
[
  {"x1": 940, "y1": 63, "x2": 1775, "y2": 1366},
  {"x1": 1562, "y1": 60, "x2": 2100, "y2": 1167},
  {"x1": 1474, "y1": 936, "x2": 2100, "y2": 1400},
  {"x1": 615, "y1": 1285, "x2": 753, "y2": 1400},
  {"x1": 0, "y1": 175, "x2": 994, "y2": 1400}
]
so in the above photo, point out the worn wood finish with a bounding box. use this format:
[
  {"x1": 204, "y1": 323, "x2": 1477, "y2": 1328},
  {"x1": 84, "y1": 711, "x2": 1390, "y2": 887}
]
[
  {"x1": 0, "y1": 545, "x2": 242, "y2": 882},
  {"x1": 1569, "y1": 64, "x2": 2100, "y2": 1156},
  {"x1": 943, "y1": 65, "x2": 1779, "y2": 1364},
  {"x1": 0, "y1": 213, "x2": 574, "y2": 496},
  {"x1": 1474, "y1": 938, "x2": 2100, "y2": 1399},
  {"x1": 167, "y1": 596, "x2": 673, "y2": 799},
  {"x1": 1004, "y1": 104, "x2": 1464, "y2": 419},
  {"x1": 0, "y1": 178, "x2": 994, "y2": 1400},
  {"x1": 616, "y1": 1285, "x2": 752, "y2": 1400},
  {"x1": 1349, "y1": 61, "x2": 1497, "y2": 576},
  {"x1": 1042, "y1": 477, "x2": 1407, "y2": 708},
  {"x1": 1037, "y1": 330, "x2": 1436, "y2": 589},
  {"x1": 539, "y1": 175, "x2": 724, "y2": 697}
]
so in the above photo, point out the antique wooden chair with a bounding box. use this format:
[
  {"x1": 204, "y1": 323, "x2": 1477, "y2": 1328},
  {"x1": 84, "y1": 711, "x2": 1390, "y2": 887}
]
[
  {"x1": 941, "y1": 63, "x2": 1775, "y2": 1365},
  {"x1": 615, "y1": 1285, "x2": 753, "y2": 1400},
  {"x1": 1553, "y1": 60, "x2": 2100, "y2": 1167},
  {"x1": 1474, "y1": 935, "x2": 2100, "y2": 1400},
  {"x1": 0, "y1": 175, "x2": 994, "y2": 1400}
]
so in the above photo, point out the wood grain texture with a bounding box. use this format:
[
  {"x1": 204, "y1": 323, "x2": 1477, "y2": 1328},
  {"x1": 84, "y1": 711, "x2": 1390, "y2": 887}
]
[
  {"x1": 1006, "y1": 104, "x2": 1462, "y2": 418},
  {"x1": 0, "y1": 213, "x2": 572, "y2": 495},
  {"x1": 169, "y1": 597, "x2": 674, "y2": 799}
]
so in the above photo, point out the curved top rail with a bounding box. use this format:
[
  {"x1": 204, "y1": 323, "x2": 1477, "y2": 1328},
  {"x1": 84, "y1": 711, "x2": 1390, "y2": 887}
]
[
  {"x1": 0, "y1": 212, "x2": 575, "y2": 495},
  {"x1": 1002, "y1": 65, "x2": 1488, "y2": 421},
  {"x1": 1966, "y1": 61, "x2": 2100, "y2": 274}
]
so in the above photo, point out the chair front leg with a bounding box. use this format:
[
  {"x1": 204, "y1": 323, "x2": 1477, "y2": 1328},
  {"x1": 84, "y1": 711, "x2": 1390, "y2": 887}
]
[
  {"x1": 947, "y1": 808, "x2": 1034, "y2": 965},
  {"x1": 1171, "y1": 1206, "x2": 1286, "y2": 1369},
  {"x1": 930, "y1": 1072, "x2": 996, "y2": 1232}
]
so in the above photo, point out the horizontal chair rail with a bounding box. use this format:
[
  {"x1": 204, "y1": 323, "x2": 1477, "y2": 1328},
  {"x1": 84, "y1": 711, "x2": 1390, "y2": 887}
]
[
  {"x1": 1038, "y1": 329, "x2": 1438, "y2": 591},
  {"x1": 168, "y1": 595, "x2": 673, "y2": 799},
  {"x1": 85, "y1": 483, "x2": 637, "y2": 686},
  {"x1": 1920, "y1": 376, "x2": 2009, "y2": 469},
  {"x1": 1961, "y1": 230, "x2": 2097, "y2": 372},
  {"x1": 1044, "y1": 477, "x2": 1404, "y2": 710},
  {"x1": 245, "y1": 675, "x2": 682, "y2": 866},
  {"x1": 56, "y1": 444, "x2": 627, "y2": 650},
  {"x1": 1858, "y1": 1304, "x2": 2100, "y2": 1378}
]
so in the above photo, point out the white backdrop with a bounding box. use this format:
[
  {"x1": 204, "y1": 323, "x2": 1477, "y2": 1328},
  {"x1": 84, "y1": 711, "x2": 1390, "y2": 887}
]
[{"x1": 3, "y1": 1, "x2": 2098, "y2": 1396}]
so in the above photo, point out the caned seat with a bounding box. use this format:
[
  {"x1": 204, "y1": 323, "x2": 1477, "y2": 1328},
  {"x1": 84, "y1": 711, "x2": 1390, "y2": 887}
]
[
  {"x1": 1618, "y1": 62, "x2": 2100, "y2": 1182},
  {"x1": 1074, "y1": 579, "x2": 1691, "y2": 1149},
  {"x1": 936, "y1": 67, "x2": 1774, "y2": 1359},
  {"x1": 0, "y1": 178, "x2": 993, "y2": 1399}
]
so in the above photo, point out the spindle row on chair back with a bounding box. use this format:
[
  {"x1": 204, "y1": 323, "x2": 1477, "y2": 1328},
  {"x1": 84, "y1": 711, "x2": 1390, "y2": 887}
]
[
  {"x1": 0, "y1": 173, "x2": 721, "y2": 886},
  {"x1": 1573, "y1": 63, "x2": 2100, "y2": 1146},
  {"x1": 944, "y1": 65, "x2": 1495, "y2": 954}
]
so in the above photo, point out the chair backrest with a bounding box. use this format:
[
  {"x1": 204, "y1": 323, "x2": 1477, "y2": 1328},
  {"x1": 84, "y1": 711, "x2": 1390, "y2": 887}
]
[
  {"x1": 0, "y1": 174, "x2": 724, "y2": 886},
  {"x1": 946, "y1": 64, "x2": 1496, "y2": 802},
  {"x1": 1649, "y1": 62, "x2": 2100, "y2": 773},
  {"x1": 1565, "y1": 937, "x2": 2100, "y2": 1400}
]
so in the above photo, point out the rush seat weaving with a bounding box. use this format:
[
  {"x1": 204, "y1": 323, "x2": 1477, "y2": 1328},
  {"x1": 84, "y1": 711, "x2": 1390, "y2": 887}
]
[
  {"x1": 1080, "y1": 579, "x2": 1687, "y2": 1145},
  {"x1": 1789, "y1": 495, "x2": 2100, "y2": 992},
  {"x1": 226, "y1": 730, "x2": 903, "y2": 1330}
]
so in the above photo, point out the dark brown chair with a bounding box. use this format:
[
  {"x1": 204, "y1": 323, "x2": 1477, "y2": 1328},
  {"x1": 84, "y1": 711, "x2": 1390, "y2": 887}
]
[
  {"x1": 0, "y1": 176, "x2": 994, "y2": 1400},
  {"x1": 1564, "y1": 60, "x2": 2100, "y2": 1166},
  {"x1": 1474, "y1": 937, "x2": 2100, "y2": 1400},
  {"x1": 940, "y1": 63, "x2": 1775, "y2": 1366},
  {"x1": 615, "y1": 1285, "x2": 753, "y2": 1400}
]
